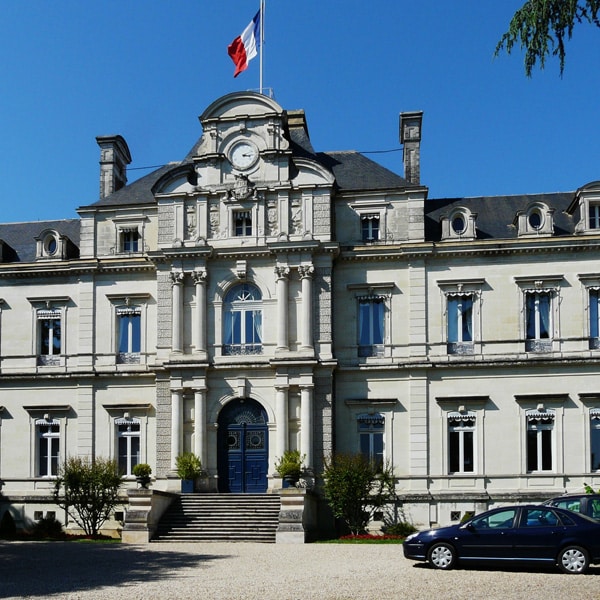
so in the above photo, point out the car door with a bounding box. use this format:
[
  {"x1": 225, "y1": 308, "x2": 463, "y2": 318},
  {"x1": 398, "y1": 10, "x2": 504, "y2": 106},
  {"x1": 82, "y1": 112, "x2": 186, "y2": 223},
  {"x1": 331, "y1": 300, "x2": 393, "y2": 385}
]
[
  {"x1": 456, "y1": 508, "x2": 518, "y2": 560},
  {"x1": 512, "y1": 507, "x2": 565, "y2": 561}
]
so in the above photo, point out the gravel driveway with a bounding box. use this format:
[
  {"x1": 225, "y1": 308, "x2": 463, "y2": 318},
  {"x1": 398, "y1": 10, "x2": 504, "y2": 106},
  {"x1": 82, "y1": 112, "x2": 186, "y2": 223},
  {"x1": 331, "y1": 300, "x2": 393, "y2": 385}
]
[{"x1": 1, "y1": 541, "x2": 599, "y2": 599}]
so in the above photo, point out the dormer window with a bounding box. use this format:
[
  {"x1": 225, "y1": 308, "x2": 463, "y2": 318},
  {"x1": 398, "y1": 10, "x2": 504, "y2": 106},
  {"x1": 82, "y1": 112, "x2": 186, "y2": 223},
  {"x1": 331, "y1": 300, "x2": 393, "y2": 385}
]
[
  {"x1": 441, "y1": 208, "x2": 477, "y2": 241},
  {"x1": 36, "y1": 229, "x2": 70, "y2": 260},
  {"x1": 528, "y1": 209, "x2": 543, "y2": 230},
  {"x1": 589, "y1": 203, "x2": 600, "y2": 229},
  {"x1": 568, "y1": 181, "x2": 600, "y2": 234},
  {"x1": 515, "y1": 202, "x2": 554, "y2": 237},
  {"x1": 451, "y1": 214, "x2": 466, "y2": 235}
]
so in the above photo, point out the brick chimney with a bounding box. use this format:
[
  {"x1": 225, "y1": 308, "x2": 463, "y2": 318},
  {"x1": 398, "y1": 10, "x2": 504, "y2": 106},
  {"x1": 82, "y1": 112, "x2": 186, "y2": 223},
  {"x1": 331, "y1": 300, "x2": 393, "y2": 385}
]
[
  {"x1": 96, "y1": 135, "x2": 132, "y2": 199},
  {"x1": 399, "y1": 111, "x2": 423, "y2": 185}
]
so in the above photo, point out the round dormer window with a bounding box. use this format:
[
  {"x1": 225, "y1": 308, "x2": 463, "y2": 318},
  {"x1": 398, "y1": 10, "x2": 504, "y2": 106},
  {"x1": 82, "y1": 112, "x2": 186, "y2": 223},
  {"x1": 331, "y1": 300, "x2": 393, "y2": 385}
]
[
  {"x1": 451, "y1": 214, "x2": 466, "y2": 235},
  {"x1": 44, "y1": 234, "x2": 58, "y2": 255},
  {"x1": 528, "y1": 210, "x2": 542, "y2": 230}
]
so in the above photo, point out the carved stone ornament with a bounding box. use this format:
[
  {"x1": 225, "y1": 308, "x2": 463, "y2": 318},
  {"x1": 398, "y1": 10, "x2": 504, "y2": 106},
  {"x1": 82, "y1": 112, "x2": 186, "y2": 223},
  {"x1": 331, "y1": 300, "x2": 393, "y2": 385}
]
[{"x1": 229, "y1": 174, "x2": 257, "y2": 201}]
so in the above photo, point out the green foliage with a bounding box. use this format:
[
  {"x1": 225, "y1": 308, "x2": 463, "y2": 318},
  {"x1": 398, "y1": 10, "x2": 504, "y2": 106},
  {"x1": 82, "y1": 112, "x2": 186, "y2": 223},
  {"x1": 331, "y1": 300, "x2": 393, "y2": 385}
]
[
  {"x1": 274, "y1": 450, "x2": 305, "y2": 479},
  {"x1": 584, "y1": 482, "x2": 599, "y2": 493},
  {"x1": 322, "y1": 453, "x2": 396, "y2": 536},
  {"x1": 495, "y1": 0, "x2": 600, "y2": 76},
  {"x1": 53, "y1": 456, "x2": 122, "y2": 537},
  {"x1": 132, "y1": 463, "x2": 152, "y2": 477},
  {"x1": 32, "y1": 514, "x2": 63, "y2": 539},
  {"x1": 175, "y1": 452, "x2": 203, "y2": 480},
  {"x1": 382, "y1": 521, "x2": 417, "y2": 537}
]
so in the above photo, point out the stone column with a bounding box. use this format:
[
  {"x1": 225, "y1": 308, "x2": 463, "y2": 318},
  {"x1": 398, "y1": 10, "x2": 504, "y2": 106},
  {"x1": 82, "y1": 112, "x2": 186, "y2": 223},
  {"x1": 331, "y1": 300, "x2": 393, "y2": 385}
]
[
  {"x1": 275, "y1": 266, "x2": 290, "y2": 351},
  {"x1": 298, "y1": 265, "x2": 314, "y2": 350},
  {"x1": 192, "y1": 269, "x2": 207, "y2": 354},
  {"x1": 170, "y1": 389, "x2": 183, "y2": 470},
  {"x1": 194, "y1": 388, "x2": 207, "y2": 466},
  {"x1": 275, "y1": 385, "x2": 289, "y2": 458},
  {"x1": 300, "y1": 384, "x2": 313, "y2": 468},
  {"x1": 171, "y1": 271, "x2": 185, "y2": 353}
]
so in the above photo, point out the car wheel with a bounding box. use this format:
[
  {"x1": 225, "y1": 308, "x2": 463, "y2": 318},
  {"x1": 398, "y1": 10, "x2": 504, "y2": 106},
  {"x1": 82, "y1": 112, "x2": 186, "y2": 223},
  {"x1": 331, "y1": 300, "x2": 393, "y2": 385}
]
[
  {"x1": 557, "y1": 545, "x2": 589, "y2": 574},
  {"x1": 428, "y1": 542, "x2": 456, "y2": 570}
]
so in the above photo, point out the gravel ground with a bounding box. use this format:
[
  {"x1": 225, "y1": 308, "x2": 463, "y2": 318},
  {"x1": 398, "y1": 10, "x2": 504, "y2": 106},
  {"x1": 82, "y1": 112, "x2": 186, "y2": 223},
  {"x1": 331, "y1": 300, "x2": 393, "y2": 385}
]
[{"x1": 1, "y1": 541, "x2": 599, "y2": 600}]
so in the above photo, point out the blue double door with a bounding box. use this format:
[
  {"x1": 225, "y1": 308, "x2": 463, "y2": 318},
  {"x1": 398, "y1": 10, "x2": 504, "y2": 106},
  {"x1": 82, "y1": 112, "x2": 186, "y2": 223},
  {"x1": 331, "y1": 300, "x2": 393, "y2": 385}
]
[{"x1": 217, "y1": 398, "x2": 268, "y2": 493}]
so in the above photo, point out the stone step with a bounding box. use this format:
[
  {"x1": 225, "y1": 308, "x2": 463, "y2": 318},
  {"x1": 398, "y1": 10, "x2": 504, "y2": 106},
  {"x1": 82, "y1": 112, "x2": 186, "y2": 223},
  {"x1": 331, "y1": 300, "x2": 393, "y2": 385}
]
[{"x1": 153, "y1": 493, "x2": 281, "y2": 543}]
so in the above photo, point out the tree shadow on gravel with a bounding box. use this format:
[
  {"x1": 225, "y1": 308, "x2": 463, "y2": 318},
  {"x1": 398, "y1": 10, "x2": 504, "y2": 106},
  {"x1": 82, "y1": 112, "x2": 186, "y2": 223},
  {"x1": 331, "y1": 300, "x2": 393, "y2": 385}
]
[{"x1": 0, "y1": 541, "x2": 229, "y2": 598}]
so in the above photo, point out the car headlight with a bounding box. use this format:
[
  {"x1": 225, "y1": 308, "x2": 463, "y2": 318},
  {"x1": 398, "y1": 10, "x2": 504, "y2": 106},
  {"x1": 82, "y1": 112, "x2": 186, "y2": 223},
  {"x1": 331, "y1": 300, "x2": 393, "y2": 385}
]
[{"x1": 405, "y1": 532, "x2": 419, "y2": 543}]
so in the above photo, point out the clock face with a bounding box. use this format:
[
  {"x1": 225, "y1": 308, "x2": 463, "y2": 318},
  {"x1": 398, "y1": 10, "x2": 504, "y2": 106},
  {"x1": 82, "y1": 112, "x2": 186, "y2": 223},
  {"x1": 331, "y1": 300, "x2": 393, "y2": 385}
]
[{"x1": 229, "y1": 141, "x2": 258, "y2": 170}]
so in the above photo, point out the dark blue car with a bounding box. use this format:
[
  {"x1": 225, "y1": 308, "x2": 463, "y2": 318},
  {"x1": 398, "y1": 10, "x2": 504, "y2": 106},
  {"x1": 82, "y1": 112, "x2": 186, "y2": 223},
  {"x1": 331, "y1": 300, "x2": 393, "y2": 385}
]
[{"x1": 403, "y1": 505, "x2": 600, "y2": 574}]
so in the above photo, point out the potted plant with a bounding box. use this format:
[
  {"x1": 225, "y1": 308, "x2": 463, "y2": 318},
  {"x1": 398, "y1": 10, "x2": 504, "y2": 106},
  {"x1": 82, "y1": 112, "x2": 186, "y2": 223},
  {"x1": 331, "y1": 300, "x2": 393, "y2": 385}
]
[
  {"x1": 175, "y1": 452, "x2": 202, "y2": 493},
  {"x1": 132, "y1": 463, "x2": 152, "y2": 489},
  {"x1": 275, "y1": 450, "x2": 306, "y2": 488}
]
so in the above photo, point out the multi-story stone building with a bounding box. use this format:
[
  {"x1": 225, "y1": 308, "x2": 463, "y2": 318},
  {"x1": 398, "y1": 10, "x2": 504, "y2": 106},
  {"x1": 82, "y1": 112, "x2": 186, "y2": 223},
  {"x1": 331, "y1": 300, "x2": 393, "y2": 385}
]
[{"x1": 0, "y1": 91, "x2": 599, "y2": 534}]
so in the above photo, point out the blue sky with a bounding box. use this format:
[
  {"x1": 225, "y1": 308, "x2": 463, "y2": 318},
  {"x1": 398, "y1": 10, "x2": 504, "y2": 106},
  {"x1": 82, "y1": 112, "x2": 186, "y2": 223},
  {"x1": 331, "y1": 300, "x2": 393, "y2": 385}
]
[{"x1": 1, "y1": 1, "x2": 599, "y2": 222}]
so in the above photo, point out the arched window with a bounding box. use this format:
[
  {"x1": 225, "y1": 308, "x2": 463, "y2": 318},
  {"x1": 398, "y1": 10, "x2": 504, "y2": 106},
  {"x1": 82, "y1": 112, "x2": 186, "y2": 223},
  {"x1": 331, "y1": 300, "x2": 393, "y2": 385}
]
[{"x1": 223, "y1": 283, "x2": 263, "y2": 355}]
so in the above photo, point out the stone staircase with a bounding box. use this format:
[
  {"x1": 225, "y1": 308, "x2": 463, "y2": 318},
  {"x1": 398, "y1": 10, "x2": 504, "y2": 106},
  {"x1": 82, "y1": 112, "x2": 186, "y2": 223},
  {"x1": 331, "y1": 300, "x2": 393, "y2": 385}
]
[{"x1": 152, "y1": 493, "x2": 281, "y2": 543}]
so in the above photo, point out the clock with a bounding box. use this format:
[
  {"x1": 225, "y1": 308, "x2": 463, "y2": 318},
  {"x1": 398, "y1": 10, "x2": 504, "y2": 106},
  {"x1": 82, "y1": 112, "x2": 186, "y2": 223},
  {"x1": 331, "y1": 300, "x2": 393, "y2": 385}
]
[{"x1": 229, "y1": 140, "x2": 258, "y2": 170}]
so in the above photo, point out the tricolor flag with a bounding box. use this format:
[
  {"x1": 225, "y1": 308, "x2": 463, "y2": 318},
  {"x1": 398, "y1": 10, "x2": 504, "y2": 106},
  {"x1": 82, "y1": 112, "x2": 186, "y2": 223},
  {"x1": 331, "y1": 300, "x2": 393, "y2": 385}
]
[{"x1": 228, "y1": 11, "x2": 261, "y2": 78}]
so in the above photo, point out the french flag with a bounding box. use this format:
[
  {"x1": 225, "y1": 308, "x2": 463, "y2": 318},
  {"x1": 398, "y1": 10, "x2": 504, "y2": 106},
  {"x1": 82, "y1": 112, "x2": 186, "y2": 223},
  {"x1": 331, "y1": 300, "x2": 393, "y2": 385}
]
[{"x1": 228, "y1": 11, "x2": 261, "y2": 78}]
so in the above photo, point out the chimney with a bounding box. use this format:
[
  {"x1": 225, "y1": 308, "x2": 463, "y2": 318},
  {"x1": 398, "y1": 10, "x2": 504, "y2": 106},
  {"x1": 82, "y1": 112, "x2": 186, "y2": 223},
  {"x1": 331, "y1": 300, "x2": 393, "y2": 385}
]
[
  {"x1": 399, "y1": 111, "x2": 423, "y2": 185},
  {"x1": 96, "y1": 135, "x2": 132, "y2": 199}
]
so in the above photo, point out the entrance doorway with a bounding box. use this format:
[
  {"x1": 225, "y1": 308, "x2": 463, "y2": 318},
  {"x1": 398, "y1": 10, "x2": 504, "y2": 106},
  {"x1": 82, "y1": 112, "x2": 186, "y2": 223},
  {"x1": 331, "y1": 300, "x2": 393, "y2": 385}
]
[{"x1": 217, "y1": 398, "x2": 269, "y2": 493}]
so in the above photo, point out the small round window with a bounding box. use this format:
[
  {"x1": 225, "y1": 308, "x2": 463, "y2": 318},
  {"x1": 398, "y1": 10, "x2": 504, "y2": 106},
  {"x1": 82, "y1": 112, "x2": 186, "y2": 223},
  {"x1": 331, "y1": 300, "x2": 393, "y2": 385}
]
[
  {"x1": 44, "y1": 234, "x2": 58, "y2": 255},
  {"x1": 528, "y1": 210, "x2": 542, "y2": 230},
  {"x1": 451, "y1": 215, "x2": 466, "y2": 235}
]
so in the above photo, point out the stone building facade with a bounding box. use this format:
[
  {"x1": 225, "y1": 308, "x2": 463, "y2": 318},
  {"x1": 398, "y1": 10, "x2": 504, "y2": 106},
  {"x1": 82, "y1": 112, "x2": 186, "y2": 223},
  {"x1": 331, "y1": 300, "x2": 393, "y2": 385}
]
[{"x1": 0, "y1": 91, "x2": 599, "y2": 533}]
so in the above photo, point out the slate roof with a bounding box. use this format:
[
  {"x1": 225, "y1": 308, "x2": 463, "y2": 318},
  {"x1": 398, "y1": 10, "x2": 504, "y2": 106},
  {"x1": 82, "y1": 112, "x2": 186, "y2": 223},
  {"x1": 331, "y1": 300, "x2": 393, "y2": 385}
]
[
  {"x1": 424, "y1": 192, "x2": 576, "y2": 241},
  {"x1": 317, "y1": 151, "x2": 415, "y2": 192},
  {"x1": 0, "y1": 219, "x2": 80, "y2": 263}
]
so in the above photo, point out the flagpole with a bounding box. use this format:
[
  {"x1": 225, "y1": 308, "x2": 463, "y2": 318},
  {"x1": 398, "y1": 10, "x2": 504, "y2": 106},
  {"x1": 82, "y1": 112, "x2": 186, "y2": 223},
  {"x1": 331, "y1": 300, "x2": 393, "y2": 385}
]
[{"x1": 259, "y1": 0, "x2": 264, "y2": 94}]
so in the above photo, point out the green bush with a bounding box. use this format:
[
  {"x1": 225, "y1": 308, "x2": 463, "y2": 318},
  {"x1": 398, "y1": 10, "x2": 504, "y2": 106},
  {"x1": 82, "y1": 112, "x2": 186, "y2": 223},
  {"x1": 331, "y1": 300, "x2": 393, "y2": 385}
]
[
  {"x1": 382, "y1": 521, "x2": 417, "y2": 537},
  {"x1": 274, "y1": 450, "x2": 305, "y2": 479},
  {"x1": 322, "y1": 453, "x2": 396, "y2": 536},
  {"x1": 175, "y1": 452, "x2": 203, "y2": 480},
  {"x1": 53, "y1": 456, "x2": 122, "y2": 537},
  {"x1": 132, "y1": 463, "x2": 152, "y2": 477}
]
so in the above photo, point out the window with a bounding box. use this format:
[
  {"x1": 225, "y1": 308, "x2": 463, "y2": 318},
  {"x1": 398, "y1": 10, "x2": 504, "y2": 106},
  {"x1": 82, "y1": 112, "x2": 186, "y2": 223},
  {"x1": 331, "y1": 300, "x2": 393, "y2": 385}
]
[
  {"x1": 361, "y1": 214, "x2": 380, "y2": 242},
  {"x1": 471, "y1": 508, "x2": 516, "y2": 529},
  {"x1": 37, "y1": 308, "x2": 61, "y2": 364},
  {"x1": 234, "y1": 210, "x2": 252, "y2": 237},
  {"x1": 441, "y1": 208, "x2": 477, "y2": 240},
  {"x1": 528, "y1": 210, "x2": 542, "y2": 230},
  {"x1": 448, "y1": 411, "x2": 475, "y2": 473},
  {"x1": 36, "y1": 419, "x2": 60, "y2": 477},
  {"x1": 525, "y1": 291, "x2": 552, "y2": 351},
  {"x1": 591, "y1": 409, "x2": 600, "y2": 471},
  {"x1": 451, "y1": 215, "x2": 466, "y2": 235},
  {"x1": 522, "y1": 508, "x2": 559, "y2": 527},
  {"x1": 358, "y1": 296, "x2": 385, "y2": 357},
  {"x1": 526, "y1": 409, "x2": 554, "y2": 472},
  {"x1": 121, "y1": 229, "x2": 139, "y2": 253},
  {"x1": 117, "y1": 306, "x2": 141, "y2": 363},
  {"x1": 116, "y1": 418, "x2": 141, "y2": 476},
  {"x1": 357, "y1": 413, "x2": 384, "y2": 468},
  {"x1": 447, "y1": 294, "x2": 473, "y2": 353},
  {"x1": 589, "y1": 203, "x2": 600, "y2": 229},
  {"x1": 223, "y1": 283, "x2": 262, "y2": 355},
  {"x1": 589, "y1": 289, "x2": 600, "y2": 349}
]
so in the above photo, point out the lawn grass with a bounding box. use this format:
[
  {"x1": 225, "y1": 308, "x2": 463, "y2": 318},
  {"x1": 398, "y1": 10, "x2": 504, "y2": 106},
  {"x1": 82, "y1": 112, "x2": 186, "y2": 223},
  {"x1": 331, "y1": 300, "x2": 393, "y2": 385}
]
[{"x1": 317, "y1": 534, "x2": 404, "y2": 544}]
